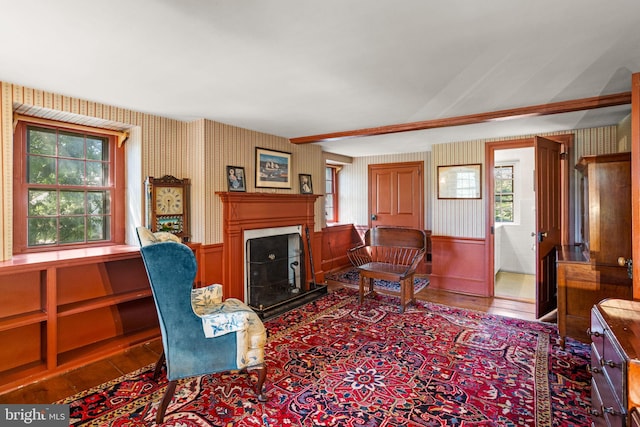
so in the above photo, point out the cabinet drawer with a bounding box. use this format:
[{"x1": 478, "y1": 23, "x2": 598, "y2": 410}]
[
  {"x1": 590, "y1": 307, "x2": 606, "y2": 355},
  {"x1": 591, "y1": 378, "x2": 608, "y2": 427},
  {"x1": 591, "y1": 377, "x2": 626, "y2": 427},
  {"x1": 602, "y1": 331, "x2": 627, "y2": 405},
  {"x1": 591, "y1": 343, "x2": 605, "y2": 377}
]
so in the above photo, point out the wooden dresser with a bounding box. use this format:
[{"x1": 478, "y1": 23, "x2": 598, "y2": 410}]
[
  {"x1": 557, "y1": 247, "x2": 632, "y2": 345},
  {"x1": 589, "y1": 299, "x2": 640, "y2": 426},
  {"x1": 556, "y1": 153, "x2": 633, "y2": 345}
]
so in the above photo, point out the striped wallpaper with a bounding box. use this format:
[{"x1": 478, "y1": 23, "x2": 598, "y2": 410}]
[
  {"x1": 0, "y1": 80, "x2": 629, "y2": 260},
  {"x1": 431, "y1": 126, "x2": 624, "y2": 239},
  {"x1": 338, "y1": 151, "x2": 432, "y2": 228},
  {"x1": 0, "y1": 81, "x2": 323, "y2": 260},
  {"x1": 337, "y1": 125, "x2": 625, "y2": 240}
]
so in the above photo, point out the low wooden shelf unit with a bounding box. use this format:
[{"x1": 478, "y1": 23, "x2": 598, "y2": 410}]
[{"x1": 0, "y1": 245, "x2": 160, "y2": 394}]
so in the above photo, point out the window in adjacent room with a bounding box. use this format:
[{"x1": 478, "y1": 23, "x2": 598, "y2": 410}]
[
  {"x1": 494, "y1": 164, "x2": 514, "y2": 223},
  {"x1": 325, "y1": 166, "x2": 338, "y2": 223},
  {"x1": 13, "y1": 120, "x2": 125, "y2": 253}
]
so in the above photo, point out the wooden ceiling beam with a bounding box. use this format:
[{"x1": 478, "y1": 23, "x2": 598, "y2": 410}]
[{"x1": 289, "y1": 92, "x2": 631, "y2": 144}]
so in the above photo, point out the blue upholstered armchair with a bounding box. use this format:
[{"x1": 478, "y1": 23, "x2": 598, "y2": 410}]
[{"x1": 136, "y1": 227, "x2": 267, "y2": 424}]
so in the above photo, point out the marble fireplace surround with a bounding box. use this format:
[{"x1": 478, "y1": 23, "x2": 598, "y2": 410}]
[{"x1": 217, "y1": 192, "x2": 320, "y2": 304}]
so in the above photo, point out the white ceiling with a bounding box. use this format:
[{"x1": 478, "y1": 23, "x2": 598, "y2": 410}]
[{"x1": 1, "y1": 0, "x2": 639, "y2": 157}]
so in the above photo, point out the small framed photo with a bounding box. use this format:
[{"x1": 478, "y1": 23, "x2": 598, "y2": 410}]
[
  {"x1": 256, "y1": 147, "x2": 291, "y2": 189},
  {"x1": 299, "y1": 174, "x2": 313, "y2": 194},
  {"x1": 226, "y1": 166, "x2": 246, "y2": 192}
]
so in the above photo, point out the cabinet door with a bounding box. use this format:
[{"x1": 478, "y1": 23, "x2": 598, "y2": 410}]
[{"x1": 578, "y1": 154, "x2": 632, "y2": 266}]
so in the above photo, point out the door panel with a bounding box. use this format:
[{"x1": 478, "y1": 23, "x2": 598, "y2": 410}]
[
  {"x1": 373, "y1": 172, "x2": 393, "y2": 215},
  {"x1": 369, "y1": 162, "x2": 423, "y2": 230},
  {"x1": 535, "y1": 136, "x2": 561, "y2": 318},
  {"x1": 397, "y1": 170, "x2": 417, "y2": 214}
]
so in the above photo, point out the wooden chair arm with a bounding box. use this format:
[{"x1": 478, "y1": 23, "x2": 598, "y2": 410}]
[
  {"x1": 403, "y1": 247, "x2": 426, "y2": 277},
  {"x1": 347, "y1": 245, "x2": 372, "y2": 267}
]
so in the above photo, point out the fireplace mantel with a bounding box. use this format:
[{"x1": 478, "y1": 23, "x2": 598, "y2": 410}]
[{"x1": 217, "y1": 192, "x2": 320, "y2": 300}]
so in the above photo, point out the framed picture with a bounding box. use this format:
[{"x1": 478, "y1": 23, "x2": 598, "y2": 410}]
[
  {"x1": 255, "y1": 147, "x2": 291, "y2": 189},
  {"x1": 299, "y1": 174, "x2": 313, "y2": 194},
  {"x1": 226, "y1": 166, "x2": 246, "y2": 192},
  {"x1": 437, "y1": 164, "x2": 482, "y2": 199}
]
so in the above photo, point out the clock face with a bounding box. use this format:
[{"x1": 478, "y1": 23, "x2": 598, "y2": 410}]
[{"x1": 155, "y1": 187, "x2": 183, "y2": 215}]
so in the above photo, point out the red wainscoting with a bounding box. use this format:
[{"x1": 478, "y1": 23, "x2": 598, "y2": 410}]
[
  {"x1": 429, "y1": 235, "x2": 488, "y2": 296},
  {"x1": 199, "y1": 243, "x2": 224, "y2": 286},
  {"x1": 321, "y1": 224, "x2": 363, "y2": 273}
]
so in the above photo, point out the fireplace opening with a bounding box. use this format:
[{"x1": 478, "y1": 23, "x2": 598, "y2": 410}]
[
  {"x1": 246, "y1": 232, "x2": 305, "y2": 310},
  {"x1": 244, "y1": 225, "x2": 327, "y2": 318}
]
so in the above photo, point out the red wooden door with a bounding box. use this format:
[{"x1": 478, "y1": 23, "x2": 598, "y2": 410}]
[
  {"x1": 369, "y1": 161, "x2": 423, "y2": 230},
  {"x1": 535, "y1": 136, "x2": 561, "y2": 318}
]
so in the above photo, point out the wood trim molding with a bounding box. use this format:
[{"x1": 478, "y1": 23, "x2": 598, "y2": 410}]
[
  {"x1": 13, "y1": 114, "x2": 130, "y2": 146},
  {"x1": 631, "y1": 73, "x2": 640, "y2": 299},
  {"x1": 290, "y1": 92, "x2": 631, "y2": 144}
]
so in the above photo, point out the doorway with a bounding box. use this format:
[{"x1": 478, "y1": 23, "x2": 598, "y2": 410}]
[
  {"x1": 493, "y1": 147, "x2": 536, "y2": 302},
  {"x1": 487, "y1": 135, "x2": 569, "y2": 319}
]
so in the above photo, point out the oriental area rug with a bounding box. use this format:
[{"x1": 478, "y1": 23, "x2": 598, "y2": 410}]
[
  {"x1": 325, "y1": 267, "x2": 430, "y2": 294},
  {"x1": 59, "y1": 288, "x2": 591, "y2": 426}
]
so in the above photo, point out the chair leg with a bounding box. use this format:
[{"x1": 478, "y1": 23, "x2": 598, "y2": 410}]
[
  {"x1": 156, "y1": 379, "x2": 177, "y2": 424},
  {"x1": 248, "y1": 364, "x2": 268, "y2": 402},
  {"x1": 399, "y1": 278, "x2": 407, "y2": 313},
  {"x1": 153, "y1": 351, "x2": 166, "y2": 380},
  {"x1": 398, "y1": 275, "x2": 416, "y2": 313},
  {"x1": 408, "y1": 274, "x2": 416, "y2": 304}
]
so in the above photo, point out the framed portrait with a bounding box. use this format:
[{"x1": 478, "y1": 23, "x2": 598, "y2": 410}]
[
  {"x1": 255, "y1": 147, "x2": 291, "y2": 189},
  {"x1": 226, "y1": 166, "x2": 246, "y2": 192},
  {"x1": 437, "y1": 164, "x2": 482, "y2": 199},
  {"x1": 299, "y1": 174, "x2": 313, "y2": 194}
]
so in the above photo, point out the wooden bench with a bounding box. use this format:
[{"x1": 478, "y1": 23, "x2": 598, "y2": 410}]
[{"x1": 347, "y1": 227, "x2": 427, "y2": 312}]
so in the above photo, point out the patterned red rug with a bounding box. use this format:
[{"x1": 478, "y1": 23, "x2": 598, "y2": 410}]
[
  {"x1": 325, "y1": 267, "x2": 430, "y2": 294},
  {"x1": 59, "y1": 288, "x2": 591, "y2": 426}
]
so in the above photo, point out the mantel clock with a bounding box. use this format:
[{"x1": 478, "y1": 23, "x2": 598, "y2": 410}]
[{"x1": 145, "y1": 175, "x2": 191, "y2": 240}]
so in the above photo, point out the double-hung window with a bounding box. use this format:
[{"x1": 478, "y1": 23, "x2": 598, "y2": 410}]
[
  {"x1": 325, "y1": 166, "x2": 338, "y2": 223},
  {"x1": 494, "y1": 164, "x2": 514, "y2": 223},
  {"x1": 13, "y1": 120, "x2": 124, "y2": 253}
]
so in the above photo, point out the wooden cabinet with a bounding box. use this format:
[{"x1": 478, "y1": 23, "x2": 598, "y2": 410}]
[
  {"x1": 589, "y1": 299, "x2": 640, "y2": 426},
  {"x1": 576, "y1": 153, "x2": 632, "y2": 266},
  {"x1": 0, "y1": 246, "x2": 160, "y2": 394},
  {"x1": 557, "y1": 247, "x2": 632, "y2": 344},
  {"x1": 556, "y1": 153, "x2": 633, "y2": 345}
]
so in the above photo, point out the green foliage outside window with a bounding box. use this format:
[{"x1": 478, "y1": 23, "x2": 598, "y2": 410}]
[
  {"x1": 26, "y1": 126, "x2": 111, "y2": 247},
  {"x1": 494, "y1": 165, "x2": 514, "y2": 223}
]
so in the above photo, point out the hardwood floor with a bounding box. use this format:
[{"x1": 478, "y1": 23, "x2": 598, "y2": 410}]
[
  {"x1": 328, "y1": 278, "x2": 539, "y2": 322},
  {"x1": 0, "y1": 279, "x2": 540, "y2": 405}
]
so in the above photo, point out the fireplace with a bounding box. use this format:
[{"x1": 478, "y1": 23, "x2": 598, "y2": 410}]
[
  {"x1": 217, "y1": 192, "x2": 327, "y2": 318},
  {"x1": 244, "y1": 226, "x2": 305, "y2": 310}
]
